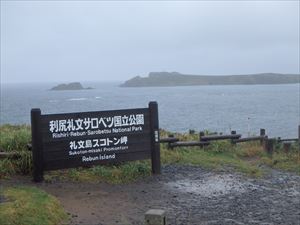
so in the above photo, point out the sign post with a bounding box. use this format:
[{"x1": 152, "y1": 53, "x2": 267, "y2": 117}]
[
  {"x1": 149, "y1": 102, "x2": 161, "y2": 174},
  {"x1": 31, "y1": 102, "x2": 161, "y2": 182},
  {"x1": 31, "y1": 108, "x2": 44, "y2": 182}
]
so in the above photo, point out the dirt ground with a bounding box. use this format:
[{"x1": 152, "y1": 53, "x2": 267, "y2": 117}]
[{"x1": 1, "y1": 165, "x2": 300, "y2": 225}]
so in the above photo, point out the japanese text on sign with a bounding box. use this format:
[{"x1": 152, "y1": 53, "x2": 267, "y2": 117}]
[
  {"x1": 69, "y1": 136, "x2": 128, "y2": 150},
  {"x1": 49, "y1": 114, "x2": 144, "y2": 133}
]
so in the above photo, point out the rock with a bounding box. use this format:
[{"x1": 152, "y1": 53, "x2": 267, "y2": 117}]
[{"x1": 50, "y1": 82, "x2": 93, "y2": 91}]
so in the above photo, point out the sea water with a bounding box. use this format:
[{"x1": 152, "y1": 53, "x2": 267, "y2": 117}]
[{"x1": 1, "y1": 82, "x2": 299, "y2": 138}]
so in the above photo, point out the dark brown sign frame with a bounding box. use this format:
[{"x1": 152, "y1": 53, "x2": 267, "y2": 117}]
[{"x1": 31, "y1": 102, "x2": 161, "y2": 182}]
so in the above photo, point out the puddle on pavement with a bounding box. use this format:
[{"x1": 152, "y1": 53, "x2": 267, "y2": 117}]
[{"x1": 166, "y1": 174, "x2": 247, "y2": 197}]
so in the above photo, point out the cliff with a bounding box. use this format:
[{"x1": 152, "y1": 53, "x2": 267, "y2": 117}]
[{"x1": 120, "y1": 72, "x2": 300, "y2": 87}]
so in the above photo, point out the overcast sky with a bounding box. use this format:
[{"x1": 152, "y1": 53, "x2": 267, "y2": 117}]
[{"x1": 1, "y1": 1, "x2": 299, "y2": 83}]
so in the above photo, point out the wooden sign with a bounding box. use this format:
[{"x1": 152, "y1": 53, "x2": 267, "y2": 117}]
[{"x1": 31, "y1": 102, "x2": 161, "y2": 182}]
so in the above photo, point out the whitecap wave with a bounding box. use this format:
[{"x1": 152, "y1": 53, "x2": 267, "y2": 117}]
[
  {"x1": 67, "y1": 98, "x2": 87, "y2": 101},
  {"x1": 49, "y1": 100, "x2": 59, "y2": 103}
]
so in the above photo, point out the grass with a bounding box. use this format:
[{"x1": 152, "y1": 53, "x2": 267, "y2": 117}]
[
  {"x1": 0, "y1": 124, "x2": 32, "y2": 177},
  {"x1": 45, "y1": 161, "x2": 151, "y2": 184},
  {"x1": 0, "y1": 124, "x2": 31, "y2": 152},
  {"x1": 160, "y1": 138, "x2": 264, "y2": 177},
  {"x1": 260, "y1": 145, "x2": 300, "y2": 173},
  {"x1": 162, "y1": 147, "x2": 263, "y2": 176},
  {"x1": 0, "y1": 125, "x2": 299, "y2": 182},
  {"x1": 0, "y1": 186, "x2": 68, "y2": 225}
]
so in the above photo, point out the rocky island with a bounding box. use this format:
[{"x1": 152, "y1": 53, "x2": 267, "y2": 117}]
[
  {"x1": 120, "y1": 72, "x2": 300, "y2": 87},
  {"x1": 50, "y1": 82, "x2": 93, "y2": 91}
]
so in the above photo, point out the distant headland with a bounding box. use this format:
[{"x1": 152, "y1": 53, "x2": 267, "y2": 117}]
[
  {"x1": 50, "y1": 82, "x2": 93, "y2": 91},
  {"x1": 120, "y1": 72, "x2": 300, "y2": 87}
]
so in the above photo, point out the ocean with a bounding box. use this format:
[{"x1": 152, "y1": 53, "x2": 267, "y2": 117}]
[{"x1": 1, "y1": 82, "x2": 299, "y2": 138}]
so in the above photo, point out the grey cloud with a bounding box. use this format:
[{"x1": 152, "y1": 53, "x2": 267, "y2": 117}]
[{"x1": 1, "y1": 1, "x2": 299, "y2": 83}]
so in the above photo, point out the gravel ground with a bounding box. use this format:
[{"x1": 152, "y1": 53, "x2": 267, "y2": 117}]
[{"x1": 1, "y1": 165, "x2": 300, "y2": 225}]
